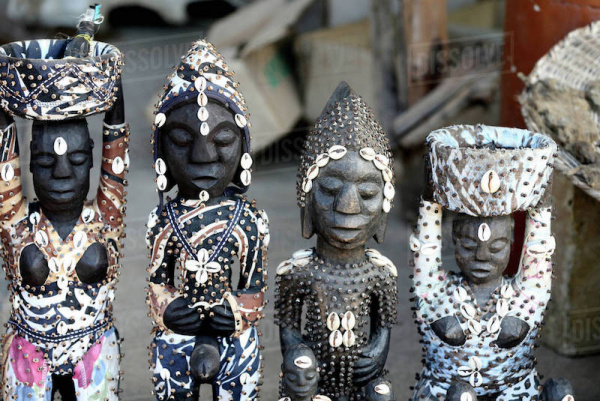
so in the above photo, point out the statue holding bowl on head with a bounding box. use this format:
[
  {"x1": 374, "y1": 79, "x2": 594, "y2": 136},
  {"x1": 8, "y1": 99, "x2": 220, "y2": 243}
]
[
  {"x1": 145, "y1": 39, "x2": 269, "y2": 401},
  {"x1": 275, "y1": 82, "x2": 398, "y2": 401},
  {"x1": 410, "y1": 124, "x2": 575, "y2": 401},
  {"x1": 0, "y1": 13, "x2": 127, "y2": 400}
]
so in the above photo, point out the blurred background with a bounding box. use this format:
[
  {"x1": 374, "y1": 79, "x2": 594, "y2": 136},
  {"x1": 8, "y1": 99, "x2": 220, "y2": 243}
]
[{"x1": 0, "y1": 0, "x2": 599, "y2": 399}]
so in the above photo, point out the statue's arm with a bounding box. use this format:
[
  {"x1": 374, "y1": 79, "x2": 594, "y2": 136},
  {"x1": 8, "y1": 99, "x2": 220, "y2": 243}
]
[
  {"x1": 275, "y1": 270, "x2": 305, "y2": 355},
  {"x1": 0, "y1": 109, "x2": 26, "y2": 229},
  {"x1": 97, "y1": 81, "x2": 129, "y2": 230}
]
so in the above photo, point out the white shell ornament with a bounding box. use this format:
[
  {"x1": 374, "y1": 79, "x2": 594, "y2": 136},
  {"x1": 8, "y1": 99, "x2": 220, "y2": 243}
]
[
  {"x1": 241, "y1": 153, "x2": 253, "y2": 170},
  {"x1": 1, "y1": 163, "x2": 14, "y2": 182},
  {"x1": 57, "y1": 275, "x2": 69, "y2": 290},
  {"x1": 307, "y1": 164, "x2": 319, "y2": 180},
  {"x1": 82, "y1": 208, "x2": 95, "y2": 223},
  {"x1": 201, "y1": 122, "x2": 210, "y2": 136},
  {"x1": 29, "y1": 212, "x2": 41, "y2": 226},
  {"x1": 302, "y1": 178, "x2": 312, "y2": 193},
  {"x1": 315, "y1": 153, "x2": 330, "y2": 167},
  {"x1": 235, "y1": 114, "x2": 247, "y2": 128},
  {"x1": 470, "y1": 371, "x2": 483, "y2": 387},
  {"x1": 481, "y1": 169, "x2": 501, "y2": 194},
  {"x1": 155, "y1": 158, "x2": 167, "y2": 175},
  {"x1": 294, "y1": 356, "x2": 313, "y2": 369},
  {"x1": 420, "y1": 243, "x2": 438, "y2": 256},
  {"x1": 63, "y1": 256, "x2": 76, "y2": 273},
  {"x1": 276, "y1": 260, "x2": 293, "y2": 275},
  {"x1": 240, "y1": 169, "x2": 251, "y2": 186},
  {"x1": 496, "y1": 299, "x2": 509, "y2": 317},
  {"x1": 328, "y1": 145, "x2": 347, "y2": 160},
  {"x1": 382, "y1": 198, "x2": 391, "y2": 213},
  {"x1": 198, "y1": 92, "x2": 208, "y2": 107},
  {"x1": 409, "y1": 234, "x2": 421, "y2": 252},
  {"x1": 501, "y1": 284, "x2": 515, "y2": 299},
  {"x1": 460, "y1": 303, "x2": 476, "y2": 320},
  {"x1": 468, "y1": 319, "x2": 482, "y2": 335},
  {"x1": 57, "y1": 321, "x2": 68, "y2": 335},
  {"x1": 112, "y1": 157, "x2": 125, "y2": 175},
  {"x1": 240, "y1": 372, "x2": 251, "y2": 385},
  {"x1": 35, "y1": 230, "x2": 48, "y2": 247},
  {"x1": 327, "y1": 312, "x2": 340, "y2": 331},
  {"x1": 342, "y1": 311, "x2": 356, "y2": 330},
  {"x1": 329, "y1": 330, "x2": 342, "y2": 348},
  {"x1": 194, "y1": 76, "x2": 207, "y2": 92},
  {"x1": 313, "y1": 396, "x2": 332, "y2": 401},
  {"x1": 453, "y1": 287, "x2": 468, "y2": 303},
  {"x1": 478, "y1": 223, "x2": 491, "y2": 242},
  {"x1": 54, "y1": 137, "x2": 67, "y2": 155},
  {"x1": 198, "y1": 107, "x2": 209, "y2": 122},
  {"x1": 374, "y1": 154, "x2": 389, "y2": 170},
  {"x1": 382, "y1": 167, "x2": 393, "y2": 182},
  {"x1": 384, "y1": 182, "x2": 395, "y2": 200},
  {"x1": 199, "y1": 190, "x2": 210, "y2": 202},
  {"x1": 293, "y1": 249, "x2": 313, "y2": 259},
  {"x1": 487, "y1": 315, "x2": 501, "y2": 334},
  {"x1": 461, "y1": 393, "x2": 474, "y2": 401},
  {"x1": 375, "y1": 384, "x2": 390, "y2": 395},
  {"x1": 48, "y1": 258, "x2": 61, "y2": 274},
  {"x1": 74, "y1": 231, "x2": 87, "y2": 248},
  {"x1": 342, "y1": 329, "x2": 356, "y2": 347},
  {"x1": 154, "y1": 113, "x2": 166, "y2": 128},
  {"x1": 359, "y1": 147, "x2": 376, "y2": 161},
  {"x1": 157, "y1": 175, "x2": 168, "y2": 191}
]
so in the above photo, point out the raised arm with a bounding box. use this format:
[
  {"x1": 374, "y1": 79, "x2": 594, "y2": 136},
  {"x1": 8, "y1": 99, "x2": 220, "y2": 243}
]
[
  {"x1": 96, "y1": 82, "x2": 129, "y2": 230},
  {"x1": 0, "y1": 110, "x2": 26, "y2": 230},
  {"x1": 275, "y1": 263, "x2": 305, "y2": 354}
]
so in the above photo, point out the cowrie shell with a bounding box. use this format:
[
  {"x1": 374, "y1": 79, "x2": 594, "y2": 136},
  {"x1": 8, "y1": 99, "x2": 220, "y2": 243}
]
[
  {"x1": 53, "y1": 137, "x2": 67, "y2": 155},
  {"x1": 302, "y1": 178, "x2": 312, "y2": 193},
  {"x1": 154, "y1": 113, "x2": 166, "y2": 128},
  {"x1": 63, "y1": 256, "x2": 76, "y2": 274},
  {"x1": 200, "y1": 122, "x2": 210, "y2": 136},
  {"x1": 562, "y1": 395, "x2": 574, "y2": 401},
  {"x1": 527, "y1": 238, "x2": 556, "y2": 257},
  {"x1": 235, "y1": 114, "x2": 247, "y2": 128},
  {"x1": 112, "y1": 157, "x2": 125, "y2": 175},
  {"x1": 469, "y1": 356, "x2": 482, "y2": 370},
  {"x1": 307, "y1": 164, "x2": 319, "y2": 180},
  {"x1": 205, "y1": 261, "x2": 221, "y2": 273},
  {"x1": 487, "y1": 315, "x2": 501, "y2": 334},
  {"x1": 240, "y1": 372, "x2": 251, "y2": 385},
  {"x1": 276, "y1": 260, "x2": 293, "y2": 275},
  {"x1": 315, "y1": 153, "x2": 330, "y2": 167},
  {"x1": 470, "y1": 371, "x2": 483, "y2": 387},
  {"x1": 57, "y1": 321, "x2": 68, "y2": 335},
  {"x1": 240, "y1": 169, "x2": 251, "y2": 186},
  {"x1": 481, "y1": 170, "x2": 500, "y2": 194},
  {"x1": 1, "y1": 163, "x2": 14, "y2": 182},
  {"x1": 264, "y1": 233, "x2": 271, "y2": 247},
  {"x1": 468, "y1": 319, "x2": 482, "y2": 335},
  {"x1": 124, "y1": 150, "x2": 130, "y2": 168},
  {"x1": 160, "y1": 368, "x2": 170, "y2": 381},
  {"x1": 197, "y1": 248, "x2": 209, "y2": 263},
  {"x1": 382, "y1": 198, "x2": 391, "y2": 213},
  {"x1": 374, "y1": 154, "x2": 389, "y2": 170},
  {"x1": 57, "y1": 275, "x2": 68, "y2": 290},
  {"x1": 409, "y1": 234, "x2": 421, "y2": 252},
  {"x1": 384, "y1": 182, "x2": 395, "y2": 200},
  {"x1": 453, "y1": 287, "x2": 468, "y2": 303},
  {"x1": 496, "y1": 299, "x2": 509, "y2": 317},
  {"x1": 382, "y1": 167, "x2": 393, "y2": 182},
  {"x1": 329, "y1": 330, "x2": 342, "y2": 348},
  {"x1": 478, "y1": 223, "x2": 491, "y2": 242},
  {"x1": 197, "y1": 107, "x2": 209, "y2": 122},
  {"x1": 155, "y1": 158, "x2": 167, "y2": 175},
  {"x1": 29, "y1": 212, "x2": 41, "y2": 226},
  {"x1": 157, "y1": 174, "x2": 167, "y2": 191},
  {"x1": 35, "y1": 231, "x2": 48, "y2": 247},
  {"x1": 461, "y1": 392, "x2": 474, "y2": 401},
  {"x1": 198, "y1": 270, "x2": 209, "y2": 284},
  {"x1": 199, "y1": 190, "x2": 209, "y2": 202},
  {"x1": 500, "y1": 284, "x2": 514, "y2": 299},
  {"x1": 257, "y1": 218, "x2": 267, "y2": 234},
  {"x1": 328, "y1": 145, "x2": 347, "y2": 160},
  {"x1": 48, "y1": 258, "x2": 61, "y2": 274},
  {"x1": 294, "y1": 356, "x2": 312, "y2": 369},
  {"x1": 457, "y1": 366, "x2": 472, "y2": 377},
  {"x1": 342, "y1": 329, "x2": 356, "y2": 347},
  {"x1": 293, "y1": 249, "x2": 313, "y2": 259},
  {"x1": 313, "y1": 396, "x2": 332, "y2": 401},
  {"x1": 327, "y1": 312, "x2": 340, "y2": 331},
  {"x1": 147, "y1": 211, "x2": 159, "y2": 229},
  {"x1": 74, "y1": 231, "x2": 87, "y2": 248},
  {"x1": 197, "y1": 92, "x2": 208, "y2": 107},
  {"x1": 194, "y1": 76, "x2": 207, "y2": 91},
  {"x1": 359, "y1": 147, "x2": 376, "y2": 161},
  {"x1": 375, "y1": 384, "x2": 390, "y2": 395},
  {"x1": 342, "y1": 311, "x2": 356, "y2": 331},
  {"x1": 279, "y1": 398, "x2": 291, "y2": 401},
  {"x1": 420, "y1": 243, "x2": 438, "y2": 256},
  {"x1": 460, "y1": 303, "x2": 476, "y2": 320},
  {"x1": 291, "y1": 257, "x2": 310, "y2": 267},
  {"x1": 241, "y1": 153, "x2": 253, "y2": 170}
]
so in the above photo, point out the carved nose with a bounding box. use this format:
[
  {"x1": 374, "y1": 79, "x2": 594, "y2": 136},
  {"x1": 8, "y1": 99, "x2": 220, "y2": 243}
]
[
  {"x1": 52, "y1": 156, "x2": 72, "y2": 178},
  {"x1": 296, "y1": 374, "x2": 307, "y2": 386},
  {"x1": 335, "y1": 184, "x2": 361, "y2": 214},
  {"x1": 191, "y1": 137, "x2": 218, "y2": 164},
  {"x1": 475, "y1": 244, "x2": 491, "y2": 260}
]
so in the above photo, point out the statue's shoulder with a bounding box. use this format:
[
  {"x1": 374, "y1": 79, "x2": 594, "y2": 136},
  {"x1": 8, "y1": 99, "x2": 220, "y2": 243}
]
[
  {"x1": 146, "y1": 206, "x2": 170, "y2": 235},
  {"x1": 366, "y1": 248, "x2": 397, "y2": 278},
  {"x1": 276, "y1": 248, "x2": 315, "y2": 277}
]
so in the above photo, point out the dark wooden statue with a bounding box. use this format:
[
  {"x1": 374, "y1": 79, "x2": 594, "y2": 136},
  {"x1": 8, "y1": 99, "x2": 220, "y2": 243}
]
[
  {"x1": 410, "y1": 125, "x2": 575, "y2": 401},
  {"x1": 146, "y1": 39, "x2": 269, "y2": 401},
  {"x1": 0, "y1": 17, "x2": 127, "y2": 400},
  {"x1": 275, "y1": 82, "x2": 398, "y2": 401}
]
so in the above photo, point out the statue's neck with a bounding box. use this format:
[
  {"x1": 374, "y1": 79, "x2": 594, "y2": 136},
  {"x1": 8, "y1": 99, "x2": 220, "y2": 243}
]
[
  {"x1": 316, "y1": 236, "x2": 366, "y2": 266},
  {"x1": 466, "y1": 275, "x2": 503, "y2": 307},
  {"x1": 41, "y1": 204, "x2": 83, "y2": 240}
]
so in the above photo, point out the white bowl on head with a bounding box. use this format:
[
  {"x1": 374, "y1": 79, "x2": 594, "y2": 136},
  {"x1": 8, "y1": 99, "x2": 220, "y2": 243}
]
[
  {"x1": 0, "y1": 39, "x2": 122, "y2": 120},
  {"x1": 427, "y1": 124, "x2": 557, "y2": 216}
]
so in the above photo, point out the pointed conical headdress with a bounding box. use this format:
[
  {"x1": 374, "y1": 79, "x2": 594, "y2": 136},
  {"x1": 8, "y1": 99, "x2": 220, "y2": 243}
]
[
  {"x1": 151, "y1": 39, "x2": 252, "y2": 208},
  {"x1": 297, "y1": 82, "x2": 395, "y2": 212}
]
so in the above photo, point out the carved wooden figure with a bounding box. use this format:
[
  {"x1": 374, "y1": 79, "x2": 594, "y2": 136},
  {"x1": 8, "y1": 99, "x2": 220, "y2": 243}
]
[
  {"x1": 145, "y1": 39, "x2": 269, "y2": 401},
  {"x1": 275, "y1": 82, "x2": 398, "y2": 401},
  {"x1": 410, "y1": 125, "x2": 574, "y2": 401},
  {"x1": 0, "y1": 22, "x2": 127, "y2": 400}
]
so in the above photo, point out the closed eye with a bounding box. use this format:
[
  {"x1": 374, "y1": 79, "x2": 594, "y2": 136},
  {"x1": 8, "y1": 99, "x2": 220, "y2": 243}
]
[
  {"x1": 167, "y1": 128, "x2": 193, "y2": 147},
  {"x1": 213, "y1": 130, "x2": 237, "y2": 147},
  {"x1": 489, "y1": 238, "x2": 509, "y2": 253},
  {"x1": 318, "y1": 177, "x2": 343, "y2": 196},
  {"x1": 34, "y1": 154, "x2": 55, "y2": 168},
  {"x1": 358, "y1": 182, "x2": 380, "y2": 200},
  {"x1": 69, "y1": 151, "x2": 89, "y2": 166}
]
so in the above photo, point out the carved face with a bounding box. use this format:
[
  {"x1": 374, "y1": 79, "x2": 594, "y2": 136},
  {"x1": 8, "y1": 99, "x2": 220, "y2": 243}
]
[
  {"x1": 30, "y1": 120, "x2": 93, "y2": 212},
  {"x1": 282, "y1": 349, "x2": 319, "y2": 401},
  {"x1": 309, "y1": 151, "x2": 384, "y2": 249},
  {"x1": 160, "y1": 99, "x2": 242, "y2": 199},
  {"x1": 452, "y1": 215, "x2": 513, "y2": 284}
]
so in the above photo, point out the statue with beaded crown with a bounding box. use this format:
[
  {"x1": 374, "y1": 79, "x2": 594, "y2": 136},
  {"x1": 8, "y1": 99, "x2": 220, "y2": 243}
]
[{"x1": 275, "y1": 82, "x2": 398, "y2": 401}]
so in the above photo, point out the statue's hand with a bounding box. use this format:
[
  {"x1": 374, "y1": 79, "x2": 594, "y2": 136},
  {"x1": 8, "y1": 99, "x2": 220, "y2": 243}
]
[
  {"x1": 163, "y1": 297, "x2": 203, "y2": 335},
  {"x1": 206, "y1": 303, "x2": 236, "y2": 337},
  {"x1": 353, "y1": 343, "x2": 386, "y2": 387}
]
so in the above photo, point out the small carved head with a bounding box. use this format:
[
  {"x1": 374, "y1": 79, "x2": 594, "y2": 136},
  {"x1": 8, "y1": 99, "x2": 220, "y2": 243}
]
[{"x1": 282, "y1": 344, "x2": 319, "y2": 401}]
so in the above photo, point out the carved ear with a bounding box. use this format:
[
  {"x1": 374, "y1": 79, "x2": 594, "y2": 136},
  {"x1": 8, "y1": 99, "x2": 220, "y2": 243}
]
[
  {"x1": 373, "y1": 213, "x2": 388, "y2": 244},
  {"x1": 301, "y1": 206, "x2": 314, "y2": 239}
]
